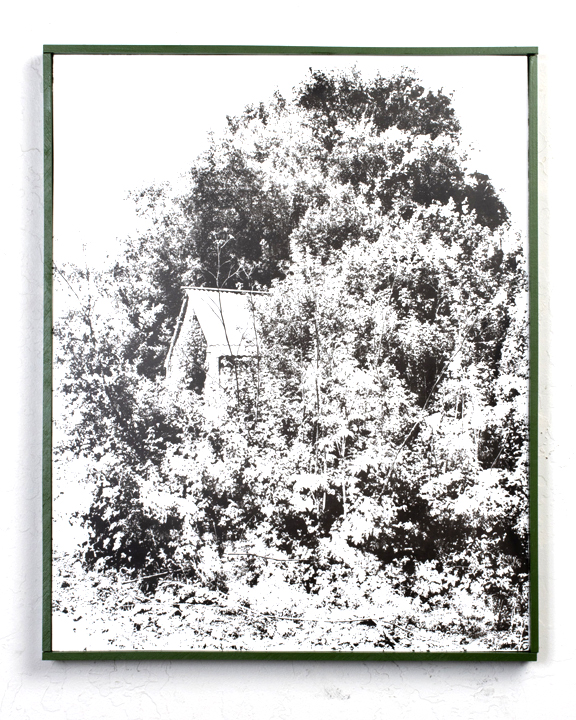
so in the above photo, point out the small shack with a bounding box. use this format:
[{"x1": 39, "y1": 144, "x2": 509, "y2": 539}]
[{"x1": 165, "y1": 286, "x2": 266, "y2": 392}]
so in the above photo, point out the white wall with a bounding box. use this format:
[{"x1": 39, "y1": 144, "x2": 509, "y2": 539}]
[{"x1": 1, "y1": 2, "x2": 573, "y2": 717}]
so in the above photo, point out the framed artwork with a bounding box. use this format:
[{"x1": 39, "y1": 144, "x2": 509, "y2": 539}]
[{"x1": 43, "y1": 46, "x2": 538, "y2": 660}]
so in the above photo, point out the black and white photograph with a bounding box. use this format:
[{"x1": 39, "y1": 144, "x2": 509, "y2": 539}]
[{"x1": 49, "y1": 51, "x2": 532, "y2": 654}]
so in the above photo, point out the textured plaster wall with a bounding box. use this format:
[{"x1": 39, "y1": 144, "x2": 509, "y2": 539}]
[{"x1": 1, "y1": 2, "x2": 574, "y2": 717}]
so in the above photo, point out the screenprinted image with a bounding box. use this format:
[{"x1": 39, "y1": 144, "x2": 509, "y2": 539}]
[{"x1": 50, "y1": 53, "x2": 531, "y2": 653}]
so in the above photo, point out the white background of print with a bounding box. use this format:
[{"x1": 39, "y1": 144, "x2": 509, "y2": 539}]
[{"x1": 0, "y1": 2, "x2": 570, "y2": 718}]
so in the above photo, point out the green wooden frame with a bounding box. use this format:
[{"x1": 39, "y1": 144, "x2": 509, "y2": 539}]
[{"x1": 43, "y1": 45, "x2": 539, "y2": 662}]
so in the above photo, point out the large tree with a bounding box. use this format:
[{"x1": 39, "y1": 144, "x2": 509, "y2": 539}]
[{"x1": 111, "y1": 69, "x2": 509, "y2": 378}]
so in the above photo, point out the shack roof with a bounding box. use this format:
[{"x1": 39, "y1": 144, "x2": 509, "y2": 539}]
[{"x1": 183, "y1": 287, "x2": 266, "y2": 354}]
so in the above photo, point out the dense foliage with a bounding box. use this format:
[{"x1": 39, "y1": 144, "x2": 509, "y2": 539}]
[{"x1": 53, "y1": 68, "x2": 530, "y2": 651}]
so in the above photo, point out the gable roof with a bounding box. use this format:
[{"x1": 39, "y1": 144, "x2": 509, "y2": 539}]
[
  {"x1": 184, "y1": 287, "x2": 265, "y2": 353},
  {"x1": 165, "y1": 287, "x2": 267, "y2": 383}
]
